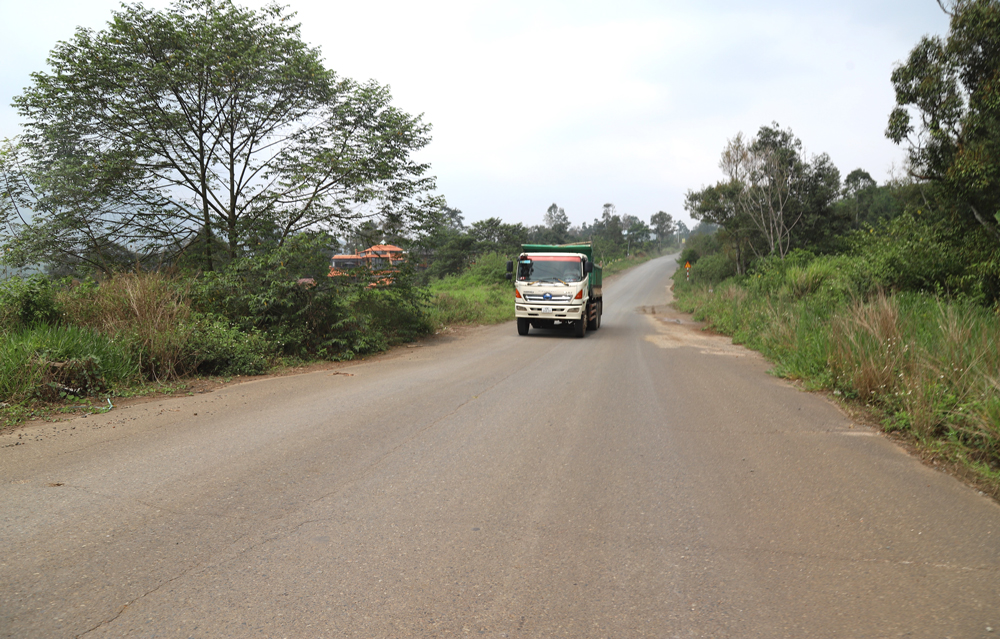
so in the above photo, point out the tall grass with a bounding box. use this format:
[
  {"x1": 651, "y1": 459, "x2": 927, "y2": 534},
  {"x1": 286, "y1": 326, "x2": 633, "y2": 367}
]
[
  {"x1": 830, "y1": 294, "x2": 1000, "y2": 463},
  {"x1": 59, "y1": 272, "x2": 194, "y2": 379},
  {"x1": 674, "y1": 255, "x2": 1000, "y2": 487},
  {"x1": 425, "y1": 285, "x2": 514, "y2": 327},
  {"x1": 0, "y1": 324, "x2": 141, "y2": 402}
]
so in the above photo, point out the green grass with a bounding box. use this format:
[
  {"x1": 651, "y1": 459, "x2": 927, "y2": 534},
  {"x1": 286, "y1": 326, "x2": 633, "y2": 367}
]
[
  {"x1": 424, "y1": 285, "x2": 514, "y2": 327},
  {"x1": 0, "y1": 323, "x2": 141, "y2": 404}
]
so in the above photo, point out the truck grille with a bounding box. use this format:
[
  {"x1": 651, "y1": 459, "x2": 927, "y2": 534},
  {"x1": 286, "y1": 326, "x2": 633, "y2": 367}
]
[{"x1": 523, "y1": 293, "x2": 573, "y2": 303}]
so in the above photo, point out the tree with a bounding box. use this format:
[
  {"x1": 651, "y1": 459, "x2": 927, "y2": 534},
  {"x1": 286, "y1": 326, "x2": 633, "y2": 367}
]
[
  {"x1": 788, "y1": 151, "x2": 846, "y2": 252},
  {"x1": 1, "y1": 138, "x2": 158, "y2": 274},
  {"x1": 842, "y1": 169, "x2": 878, "y2": 228},
  {"x1": 718, "y1": 124, "x2": 847, "y2": 258},
  {"x1": 469, "y1": 217, "x2": 527, "y2": 256},
  {"x1": 5, "y1": 0, "x2": 437, "y2": 272},
  {"x1": 684, "y1": 182, "x2": 756, "y2": 273},
  {"x1": 887, "y1": 0, "x2": 1000, "y2": 243},
  {"x1": 720, "y1": 130, "x2": 800, "y2": 258},
  {"x1": 675, "y1": 220, "x2": 690, "y2": 241},
  {"x1": 543, "y1": 203, "x2": 570, "y2": 241},
  {"x1": 650, "y1": 211, "x2": 676, "y2": 250}
]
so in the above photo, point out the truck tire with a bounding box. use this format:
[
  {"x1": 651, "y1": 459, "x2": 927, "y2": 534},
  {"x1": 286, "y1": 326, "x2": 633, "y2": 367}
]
[
  {"x1": 574, "y1": 318, "x2": 586, "y2": 338},
  {"x1": 588, "y1": 299, "x2": 602, "y2": 331},
  {"x1": 517, "y1": 318, "x2": 530, "y2": 335}
]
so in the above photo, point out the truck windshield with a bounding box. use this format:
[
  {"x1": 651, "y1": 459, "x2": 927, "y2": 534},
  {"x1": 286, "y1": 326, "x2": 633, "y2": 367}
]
[{"x1": 517, "y1": 257, "x2": 584, "y2": 283}]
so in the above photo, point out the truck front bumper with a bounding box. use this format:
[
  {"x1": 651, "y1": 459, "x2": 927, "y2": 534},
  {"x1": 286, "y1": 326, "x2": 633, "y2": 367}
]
[{"x1": 514, "y1": 304, "x2": 585, "y2": 321}]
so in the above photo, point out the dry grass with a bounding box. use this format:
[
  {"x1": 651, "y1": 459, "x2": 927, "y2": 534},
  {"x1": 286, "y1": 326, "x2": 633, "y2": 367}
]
[
  {"x1": 829, "y1": 292, "x2": 910, "y2": 402},
  {"x1": 829, "y1": 293, "x2": 1000, "y2": 463},
  {"x1": 59, "y1": 272, "x2": 194, "y2": 379}
]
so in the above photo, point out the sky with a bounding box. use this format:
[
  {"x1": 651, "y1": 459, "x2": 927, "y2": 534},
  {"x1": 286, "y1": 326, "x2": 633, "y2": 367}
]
[{"x1": 0, "y1": 0, "x2": 950, "y2": 231}]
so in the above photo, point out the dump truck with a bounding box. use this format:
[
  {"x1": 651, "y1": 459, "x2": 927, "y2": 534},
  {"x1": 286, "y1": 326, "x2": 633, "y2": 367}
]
[{"x1": 505, "y1": 242, "x2": 603, "y2": 337}]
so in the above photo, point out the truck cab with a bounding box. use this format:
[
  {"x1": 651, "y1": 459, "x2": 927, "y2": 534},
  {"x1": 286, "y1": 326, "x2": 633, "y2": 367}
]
[{"x1": 506, "y1": 243, "x2": 603, "y2": 337}]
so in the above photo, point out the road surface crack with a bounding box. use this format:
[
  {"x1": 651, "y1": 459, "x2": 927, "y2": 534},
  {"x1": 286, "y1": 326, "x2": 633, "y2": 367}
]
[{"x1": 72, "y1": 556, "x2": 216, "y2": 638}]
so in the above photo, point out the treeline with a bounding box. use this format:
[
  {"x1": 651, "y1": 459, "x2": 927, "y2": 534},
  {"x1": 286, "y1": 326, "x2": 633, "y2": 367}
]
[
  {"x1": 684, "y1": 121, "x2": 998, "y2": 305},
  {"x1": 675, "y1": 0, "x2": 1000, "y2": 494},
  {"x1": 409, "y1": 203, "x2": 681, "y2": 283}
]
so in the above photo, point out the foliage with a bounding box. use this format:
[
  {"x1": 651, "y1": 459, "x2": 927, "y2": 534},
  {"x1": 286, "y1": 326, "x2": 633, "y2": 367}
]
[
  {"x1": 887, "y1": 0, "x2": 1000, "y2": 244},
  {"x1": 58, "y1": 272, "x2": 195, "y2": 379},
  {"x1": 678, "y1": 232, "x2": 721, "y2": 267},
  {"x1": 688, "y1": 253, "x2": 737, "y2": 285},
  {"x1": 4, "y1": 0, "x2": 438, "y2": 273},
  {"x1": 422, "y1": 253, "x2": 515, "y2": 326},
  {"x1": 650, "y1": 211, "x2": 677, "y2": 250},
  {"x1": 424, "y1": 284, "x2": 513, "y2": 328},
  {"x1": 469, "y1": 217, "x2": 528, "y2": 257},
  {"x1": 187, "y1": 313, "x2": 273, "y2": 376},
  {"x1": 421, "y1": 230, "x2": 476, "y2": 281},
  {"x1": 0, "y1": 275, "x2": 62, "y2": 331},
  {"x1": 191, "y1": 233, "x2": 431, "y2": 359},
  {"x1": 0, "y1": 324, "x2": 141, "y2": 403}
]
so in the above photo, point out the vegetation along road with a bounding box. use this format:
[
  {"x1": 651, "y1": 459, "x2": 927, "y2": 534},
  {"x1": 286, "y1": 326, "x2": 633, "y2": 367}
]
[{"x1": 1, "y1": 254, "x2": 997, "y2": 638}]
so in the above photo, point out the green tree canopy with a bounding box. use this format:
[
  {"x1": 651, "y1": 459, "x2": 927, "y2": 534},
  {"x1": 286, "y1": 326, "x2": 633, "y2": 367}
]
[
  {"x1": 650, "y1": 211, "x2": 676, "y2": 249},
  {"x1": 3, "y1": 0, "x2": 438, "y2": 273},
  {"x1": 887, "y1": 0, "x2": 1000, "y2": 243}
]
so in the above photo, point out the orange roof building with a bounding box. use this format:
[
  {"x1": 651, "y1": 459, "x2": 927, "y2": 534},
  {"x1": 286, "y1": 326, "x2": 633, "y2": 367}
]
[{"x1": 329, "y1": 244, "x2": 405, "y2": 277}]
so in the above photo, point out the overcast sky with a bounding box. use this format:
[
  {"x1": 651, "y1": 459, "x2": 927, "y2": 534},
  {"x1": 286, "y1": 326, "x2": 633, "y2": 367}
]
[{"x1": 0, "y1": 0, "x2": 949, "y2": 230}]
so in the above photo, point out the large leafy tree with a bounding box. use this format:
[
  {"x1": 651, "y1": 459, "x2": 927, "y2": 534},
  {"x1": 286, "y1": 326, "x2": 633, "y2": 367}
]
[
  {"x1": 4, "y1": 0, "x2": 437, "y2": 272},
  {"x1": 687, "y1": 124, "x2": 845, "y2": 269},
  {"x1": 684, "y1": 181, "x2": 757, "y2": 273},
  {"x1": 887, "y1": 0, "x2": 1000, "y2": 243},
  {"x1": 650, "y1": 211, "x2": 676, "y2": 250},
  {"x1": 469, "y1": 217, "x2": 527, "y2": 256}
]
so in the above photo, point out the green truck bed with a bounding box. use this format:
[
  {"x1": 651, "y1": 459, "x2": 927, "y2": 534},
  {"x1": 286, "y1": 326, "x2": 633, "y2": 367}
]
[{"x1": 520, "y1": 242, "x2": 602, "y2": 289}]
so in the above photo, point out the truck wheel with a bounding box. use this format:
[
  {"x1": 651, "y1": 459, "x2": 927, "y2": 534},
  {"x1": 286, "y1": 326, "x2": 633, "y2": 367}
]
[
  {"x1": 588, "y1": 300, "x2": 602, "y2": 331},
  {"x1": 574, "y1": 318, "x2": 586, "y2": 338},
  {"x1": 517, "y1": 318, "x2": 530, "y2": 335}
]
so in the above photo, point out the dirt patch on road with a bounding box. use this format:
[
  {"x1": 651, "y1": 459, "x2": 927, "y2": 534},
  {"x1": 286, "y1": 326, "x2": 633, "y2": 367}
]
[{"x1": 639, "y1": 287, "x2": 756, "y2": 358}]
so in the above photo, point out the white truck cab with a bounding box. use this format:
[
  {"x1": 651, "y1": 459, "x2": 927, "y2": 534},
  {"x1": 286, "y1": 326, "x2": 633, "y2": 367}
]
[{"x1": 506, "y1": 243, "x2": 603, "y2": 338}]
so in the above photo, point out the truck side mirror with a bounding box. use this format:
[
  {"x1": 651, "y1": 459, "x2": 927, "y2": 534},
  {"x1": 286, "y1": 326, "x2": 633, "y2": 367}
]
[
  {"x1": 584, "y1": 261, "x2": 593, "y2": 274},
  {"x1": 505, "y1": 272, "x2": 512, "y2": 280},
  {"x1": 506, "y1": 260, "x2": 513, "y2": 273}
]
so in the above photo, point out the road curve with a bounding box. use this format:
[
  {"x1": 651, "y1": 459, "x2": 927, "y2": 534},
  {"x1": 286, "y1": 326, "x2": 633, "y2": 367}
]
[{"x1": 1, "y1": 255, "x2": 998, "y2": 638}]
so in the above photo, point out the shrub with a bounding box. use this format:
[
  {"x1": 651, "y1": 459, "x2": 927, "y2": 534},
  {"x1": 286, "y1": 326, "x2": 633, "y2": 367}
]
[
  {"x1": 690, "y1": 253, "x2": 736, "y2": 285},
  {"x1": 0, "y1": 275, "x2": 62, "y2": 331},
  {"x1": 192, "y1": 234, "x2": 432, "y2": 359},
  {"x1": 187, "y1": 314, "x2": 273, "y2": 376},
  {"x1": 678, "y1": 233, "x2": 721, "y2": 266}
]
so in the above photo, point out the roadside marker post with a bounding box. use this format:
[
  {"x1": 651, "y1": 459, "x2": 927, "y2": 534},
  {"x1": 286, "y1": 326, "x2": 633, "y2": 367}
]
[{"x1": 685, "y1": 261, "x2": 691, "y2": 281}]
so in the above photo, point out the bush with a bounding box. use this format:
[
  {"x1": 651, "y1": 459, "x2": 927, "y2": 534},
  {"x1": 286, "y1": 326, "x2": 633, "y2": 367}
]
[
  {"x1": 192, "y1": 234, "x2": 432, "y2": 359},
  {"x1": 678, "y1": 233, "x2": 721, "y2": 266},
  {"x1": 0, "y1": 275, "x2": 62, "y2": 332},
  {"x1": 689, "y1": 253, "x2": 736, "y2": 285},
  {"x1": 188, "y1": 314, "x2": 273, "y2": 376}
]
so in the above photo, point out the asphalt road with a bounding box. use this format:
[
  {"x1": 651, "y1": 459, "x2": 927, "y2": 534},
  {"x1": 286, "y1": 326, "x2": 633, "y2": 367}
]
[{"x1": 1, "y1": 255, "x2": 998, "y2": 638}]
